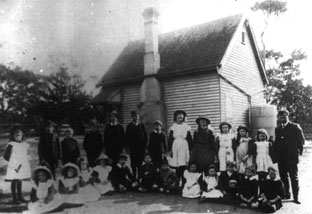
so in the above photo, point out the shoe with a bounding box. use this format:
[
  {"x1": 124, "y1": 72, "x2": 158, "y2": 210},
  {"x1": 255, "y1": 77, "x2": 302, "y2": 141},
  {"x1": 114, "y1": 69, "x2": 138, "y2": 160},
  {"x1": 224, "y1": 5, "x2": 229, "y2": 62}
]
[
  {"x1": 240, "y1": 203, "x2": 248, "y2": 208},
  {"x1": 18, "y1": 197, "x2": 28, "y2": 203},
  {"x1": 12, "y1": 198, "x2": 21, "y2": 205},
  {"x1": 293, "y1": 199, "x2": 301, "y2": 204}
]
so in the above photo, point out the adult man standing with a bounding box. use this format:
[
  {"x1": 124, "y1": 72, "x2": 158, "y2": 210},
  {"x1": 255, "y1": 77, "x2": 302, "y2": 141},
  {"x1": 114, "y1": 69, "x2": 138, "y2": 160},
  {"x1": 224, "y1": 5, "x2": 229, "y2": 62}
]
[
  {"x1": 125, "y1": 111, "x2": 148, "y2": 179},
  {"x1": 274, "y1": 109, "x2": 305, "y2": 204}
]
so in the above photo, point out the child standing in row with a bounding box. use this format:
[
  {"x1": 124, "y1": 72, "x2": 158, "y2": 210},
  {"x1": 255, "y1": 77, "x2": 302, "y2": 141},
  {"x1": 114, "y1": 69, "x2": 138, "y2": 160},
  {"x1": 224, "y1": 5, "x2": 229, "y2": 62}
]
[
  {"x1": 93, "y1": 154, "x2": 114, "y2": 195},
  {"x1": 255, "y1": 129, "x2": 274, "y2": 183},
  {"x1": 77, "y1": 157, "x2": 101, "y2": 202},
  {"x1": 235, "y1": 126, "x2": 255, "y2": 176},
  {"x1": 168, "y1": 110, "x2": 193, "y2": 187},
  {"x1": 148, "y1": 120, "x2": 167, "y2": 169},
  {"x1": 190, "y1": 116, "x2": 217, "y2": 172},
  {"x1": 4, "y1": 127, "x2": 31, "y2": 204},
  {"x1": 61, "y1": 128, "x2": 80, "y2": 164},
  {"x1": 216, "y1": 122, "x2": 235, "y2": 172}
]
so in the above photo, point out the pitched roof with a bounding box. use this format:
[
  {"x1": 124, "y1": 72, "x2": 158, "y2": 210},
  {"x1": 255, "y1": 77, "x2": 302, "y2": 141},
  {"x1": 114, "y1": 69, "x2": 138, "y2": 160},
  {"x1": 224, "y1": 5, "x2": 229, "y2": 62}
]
[{"x1": 98, "y1": 14, "x2": 243, "y2": 86}]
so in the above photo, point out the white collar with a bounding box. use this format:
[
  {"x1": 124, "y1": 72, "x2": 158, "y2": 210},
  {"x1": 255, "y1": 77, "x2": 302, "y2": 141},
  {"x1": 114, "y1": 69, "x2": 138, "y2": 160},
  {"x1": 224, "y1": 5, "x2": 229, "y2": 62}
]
[
  {"x1": 227, "y1": 171, "x2": 233, "y2": 176},
  {"x1": 117, "y1": 163, "x2": 125, "y2": 168},
  {"x1": 282, "y1": 121, "x2": 289, "y2": 128},
  {"x1": 132, "y1": 121, "x2": 139, "y2": 126},
  {"x1": 110, "y1": 122, "x2": 118, "y2": 126},
  {"x1": 154, "y1": 130, "x2": 162, "y2": 134}
]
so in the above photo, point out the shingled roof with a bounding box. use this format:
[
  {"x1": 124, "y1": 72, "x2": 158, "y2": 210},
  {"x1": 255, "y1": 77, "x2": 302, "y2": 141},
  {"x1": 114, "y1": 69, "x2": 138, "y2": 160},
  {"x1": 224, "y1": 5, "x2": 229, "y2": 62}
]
[{"x1": 98, "y1": 14, "x2": 244, "y2": 86}]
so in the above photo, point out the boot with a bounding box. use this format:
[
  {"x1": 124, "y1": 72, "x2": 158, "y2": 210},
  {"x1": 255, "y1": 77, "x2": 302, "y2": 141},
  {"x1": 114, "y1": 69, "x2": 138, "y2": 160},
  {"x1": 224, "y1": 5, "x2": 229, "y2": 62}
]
[{"x1": 17, "y1": 181, "x2": 28, "y2": 203}]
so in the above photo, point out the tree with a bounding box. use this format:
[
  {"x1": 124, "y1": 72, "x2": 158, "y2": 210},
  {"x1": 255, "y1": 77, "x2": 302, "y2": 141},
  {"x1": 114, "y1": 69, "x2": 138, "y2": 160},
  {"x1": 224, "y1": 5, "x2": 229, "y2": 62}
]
[
  {"x1": 35, "y1": 66, "x2": 92, "y2": 132},
  {"x1": 0, "y1": 65, "x2": 47, "y2": 123},
  {"x1": 251, "y1": 0, "x2": 287, "y2": 64},
  {"x1": 265, "y1": 49, "x2": 312, "y2": 123}
]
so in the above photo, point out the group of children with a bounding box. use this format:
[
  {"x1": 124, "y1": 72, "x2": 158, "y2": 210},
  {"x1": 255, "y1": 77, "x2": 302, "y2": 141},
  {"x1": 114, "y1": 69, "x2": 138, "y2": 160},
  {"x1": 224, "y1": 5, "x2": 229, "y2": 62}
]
[{"x1": 3, "y1": 108, "x2": 285, "y2": 213}]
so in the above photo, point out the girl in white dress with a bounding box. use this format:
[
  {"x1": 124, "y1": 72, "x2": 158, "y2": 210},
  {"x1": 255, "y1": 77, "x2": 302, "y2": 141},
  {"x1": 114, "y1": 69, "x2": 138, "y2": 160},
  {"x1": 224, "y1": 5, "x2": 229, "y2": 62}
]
[
  {"x1": 182, "y1": 163, "x2": 201, "y2": 198},
  {"x1": 235, "y1": 126, "x2": 255, "y2": 175},
  {"x1": 168, "y1": 110, "x2": 193, "y2": 187},
  {"x1": 58, "y1": 163, "x2": 85, "y2": 204},
  {"x1": 26, "y1": 166, "x2": 62, "y2": 214},
  {"x1": 4, "y1": 127, "x2": 31, "y2": 204},
  {"x1": 93, "y1": 154, "x2": 114, "y2": 194},
  {"x1": 255, "y1": 129, "x2": 273, "y2": 182},
  {"x1": 77, "y1": 157, "x2": 101, "y2": 202},
  {"x1": 199, "y1": 164, "x2": 223, "y2": 201},
  {"x1": 216, "y1": 122, "x2": 235, "y2": 172}
]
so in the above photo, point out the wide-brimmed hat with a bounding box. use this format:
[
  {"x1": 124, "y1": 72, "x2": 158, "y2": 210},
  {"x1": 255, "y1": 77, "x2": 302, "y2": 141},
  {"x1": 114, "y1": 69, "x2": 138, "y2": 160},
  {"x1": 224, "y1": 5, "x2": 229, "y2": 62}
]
[
  {"x1": 237, "y1": 125, "x2": 249, "y2": 133},
  {"x1": 196, "y1": 115, "x2": 210, "y2": 125},
  {"x1": 32, "y1": 166, "x2": 53, "y2": 181},
  {"x1": 96, "y1": 154, "x2": 112, "y2": 164},
  {"x1": 61, "y1": 162, "x2": 80, "y2": 177},
  {"x1": 219, "y1": 121, "x2": 232, "y2": 131},
  {"x1": 173, "y1": 110, "x2": 187, "y2": 122},
  {"x1": 154, "y1": 120, "x2": 163, "y2": 126}
]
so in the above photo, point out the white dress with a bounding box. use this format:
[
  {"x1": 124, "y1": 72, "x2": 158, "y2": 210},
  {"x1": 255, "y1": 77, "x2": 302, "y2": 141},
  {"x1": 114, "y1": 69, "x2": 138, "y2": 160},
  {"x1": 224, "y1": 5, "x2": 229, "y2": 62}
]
[
  {"x1": 255, "y1": 141, "x2": 273, "y2": 172},
  {"x1": 236, "y1": 137, "x2": 254, "y2": 174},
  {"x1": 93, "y1": 165, "x2": 114, "y2": 194},
  {"x1": 79, "y1": 168, "x2": 101, "y2": 202},
  {"x1": 27, "y1": 180, "x2": 63, "y2": 214},
  {"x1": 201, "y1": 175, "x2": 223, "y2": 199},
  {"x1": 182, "y1": 170, "x2": 201, "y2": 198},
  {"x1": 169, "y1": 123, "x2": 190, "y2": 167},
  {"x1": 5, "y1": 141, "x2": 31, "y2": 180},
  {"x1": 59, "y1": 176, "x2": 85, "y2": 204},
  {"x1": 217, "y1": 133, "x2": 234, "y2": 171}
]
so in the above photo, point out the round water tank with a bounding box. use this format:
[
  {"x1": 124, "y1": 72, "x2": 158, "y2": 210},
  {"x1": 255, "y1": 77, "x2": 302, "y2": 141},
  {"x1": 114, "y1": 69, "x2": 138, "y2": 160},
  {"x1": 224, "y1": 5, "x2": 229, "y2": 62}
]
[{"x1": 250, "y1": 105, "x2": 277, "y2": 139}]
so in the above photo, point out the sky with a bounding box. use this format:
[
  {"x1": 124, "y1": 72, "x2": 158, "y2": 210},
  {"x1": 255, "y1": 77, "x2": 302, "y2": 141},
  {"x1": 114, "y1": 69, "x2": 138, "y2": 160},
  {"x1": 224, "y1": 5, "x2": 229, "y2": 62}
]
[{"x1": 0, "y1": 0, "x2": 311, "y2": 91}]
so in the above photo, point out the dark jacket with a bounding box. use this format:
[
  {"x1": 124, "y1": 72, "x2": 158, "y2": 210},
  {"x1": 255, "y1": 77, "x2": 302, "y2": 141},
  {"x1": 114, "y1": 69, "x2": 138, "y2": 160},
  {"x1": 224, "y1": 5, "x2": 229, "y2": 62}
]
[
  {"x1": 61, "y1": 137, "x2": 80, "y2": 164},
  {"x1": 238, "y1": 176, "x2": 259, "y2": 200},
  {"x1": 148, "y1": 131, "x2": 167, "y2": 161},
  {"x1": 261, "y1": 179, "x2": 285, "y2": 200},
  {"x1": 83, "y1": 131, "x2": 104, "y2": 159},
  {"x1": 110, "y1": 164, "x2": 136, "y2": 187},
  {"x1": 38, "y1": 132, "x2": 61, "y2": 166},
  {"x1": 218, "y1": 171, "x2": 240, "y2": 193},
  {"x1": 274, "y1": 122, "x2": 305, "y2": 164},
  {"x1": 104, "y1": 124, "x2": 125, "y2": 157},
  {"x1": 139, "y1": 163, "x2": 158, "y2": 187},
  {"x1": 158, "y1": 168, "x2": 179, "y2": 188},
  {"x1": 125, "y1": 123, "x2": 147, "y2": 157}
]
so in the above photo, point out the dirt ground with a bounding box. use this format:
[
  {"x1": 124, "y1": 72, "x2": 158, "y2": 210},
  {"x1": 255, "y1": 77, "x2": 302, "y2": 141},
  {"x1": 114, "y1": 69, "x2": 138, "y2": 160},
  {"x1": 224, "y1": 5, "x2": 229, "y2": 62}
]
[{"x1": 0, "y1": 137, "x2": 311, "y2": 214}]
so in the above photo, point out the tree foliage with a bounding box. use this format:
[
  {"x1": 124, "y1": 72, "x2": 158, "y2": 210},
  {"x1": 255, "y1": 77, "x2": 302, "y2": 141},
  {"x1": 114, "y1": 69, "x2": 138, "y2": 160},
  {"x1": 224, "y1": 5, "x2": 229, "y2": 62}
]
[
  {"x1": 0, "y1": 65, "x2": 93, "y2": 132},
  {"x1": 265, "y1": 49, "x2": 312, "y2": 122}
]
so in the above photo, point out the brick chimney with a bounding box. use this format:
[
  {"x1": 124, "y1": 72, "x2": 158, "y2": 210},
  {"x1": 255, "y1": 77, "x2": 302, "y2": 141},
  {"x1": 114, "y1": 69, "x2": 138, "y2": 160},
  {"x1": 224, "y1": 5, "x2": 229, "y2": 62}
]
[{"x1": 139, "y1": 7, "x2": 165, "y2": 133}]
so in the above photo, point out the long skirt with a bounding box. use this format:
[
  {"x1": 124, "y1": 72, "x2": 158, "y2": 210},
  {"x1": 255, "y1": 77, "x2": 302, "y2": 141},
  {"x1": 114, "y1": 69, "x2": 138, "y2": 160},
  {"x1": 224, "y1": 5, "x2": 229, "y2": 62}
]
[
  {"x1": 25, "y1": 194, "x2": 63, "y2": 214},
  {"x1": 80, "y1": 185, "x2": 101, "y2": 202}
]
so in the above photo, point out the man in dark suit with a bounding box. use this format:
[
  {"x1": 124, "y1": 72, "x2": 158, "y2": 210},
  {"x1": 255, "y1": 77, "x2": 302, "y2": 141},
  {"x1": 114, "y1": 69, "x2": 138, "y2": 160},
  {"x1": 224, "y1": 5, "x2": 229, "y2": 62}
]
[{"x1": 274, "y1": 109, "x2": 305, "y2": 204}]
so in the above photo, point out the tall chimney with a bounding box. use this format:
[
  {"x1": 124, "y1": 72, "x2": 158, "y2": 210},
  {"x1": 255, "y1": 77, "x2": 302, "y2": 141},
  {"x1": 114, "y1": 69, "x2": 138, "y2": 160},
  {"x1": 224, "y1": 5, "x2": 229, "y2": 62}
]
[{"x1": 139, "y1": 7, "x2": 165, "y2": 134}]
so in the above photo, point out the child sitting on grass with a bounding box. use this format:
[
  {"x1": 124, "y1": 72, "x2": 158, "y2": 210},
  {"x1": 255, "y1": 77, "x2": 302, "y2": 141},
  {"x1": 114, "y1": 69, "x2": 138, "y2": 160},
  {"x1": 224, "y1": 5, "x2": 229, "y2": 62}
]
[
  {"x1": 182, "y1": 163, "x2": 201, "y2": 198},
  {"x1": 259, "y1": 166, "x2": 285, "y2": 213},
  {"x1": 93, "y1": 154, "x2": 114, "y2": 195},
  {"x1": 238, "y1": 166, "x2": 259, "y2": 209},
  {"x1": 138, "y1": 153, "x2": 158, "y2": 192},
  {"x1": 199, "y1": 164, "x2": 223, "y2": 202},
  {"x1": 26, "y1": 166, "x2": 62, "y2": 214},
  {"x1": 77, "y1": 157, "x2": 101, "y2": 201},
  {"x1": 58, "y1": 163, "x2": 85, "y2": 205},
  {"x1": 158, "y1": 160, "x2": 180, "y2": 194},
  {"x1": 110, "y1": 154, "x2": 138, "y2": 192}
]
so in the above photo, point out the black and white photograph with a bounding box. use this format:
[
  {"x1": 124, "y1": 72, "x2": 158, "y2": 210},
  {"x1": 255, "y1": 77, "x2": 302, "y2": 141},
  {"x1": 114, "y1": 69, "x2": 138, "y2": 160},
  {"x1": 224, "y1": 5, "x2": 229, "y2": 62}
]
[{"x1": 0, "y1": 0, "x2": 311, "y2": 213}]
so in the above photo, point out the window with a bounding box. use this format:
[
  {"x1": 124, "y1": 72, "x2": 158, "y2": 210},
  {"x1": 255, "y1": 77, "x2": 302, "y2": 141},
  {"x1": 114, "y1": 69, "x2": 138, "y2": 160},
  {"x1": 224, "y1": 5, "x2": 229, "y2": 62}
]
[{"x1": 241, "y1": 32, "x2": 245, "y2": 44}]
